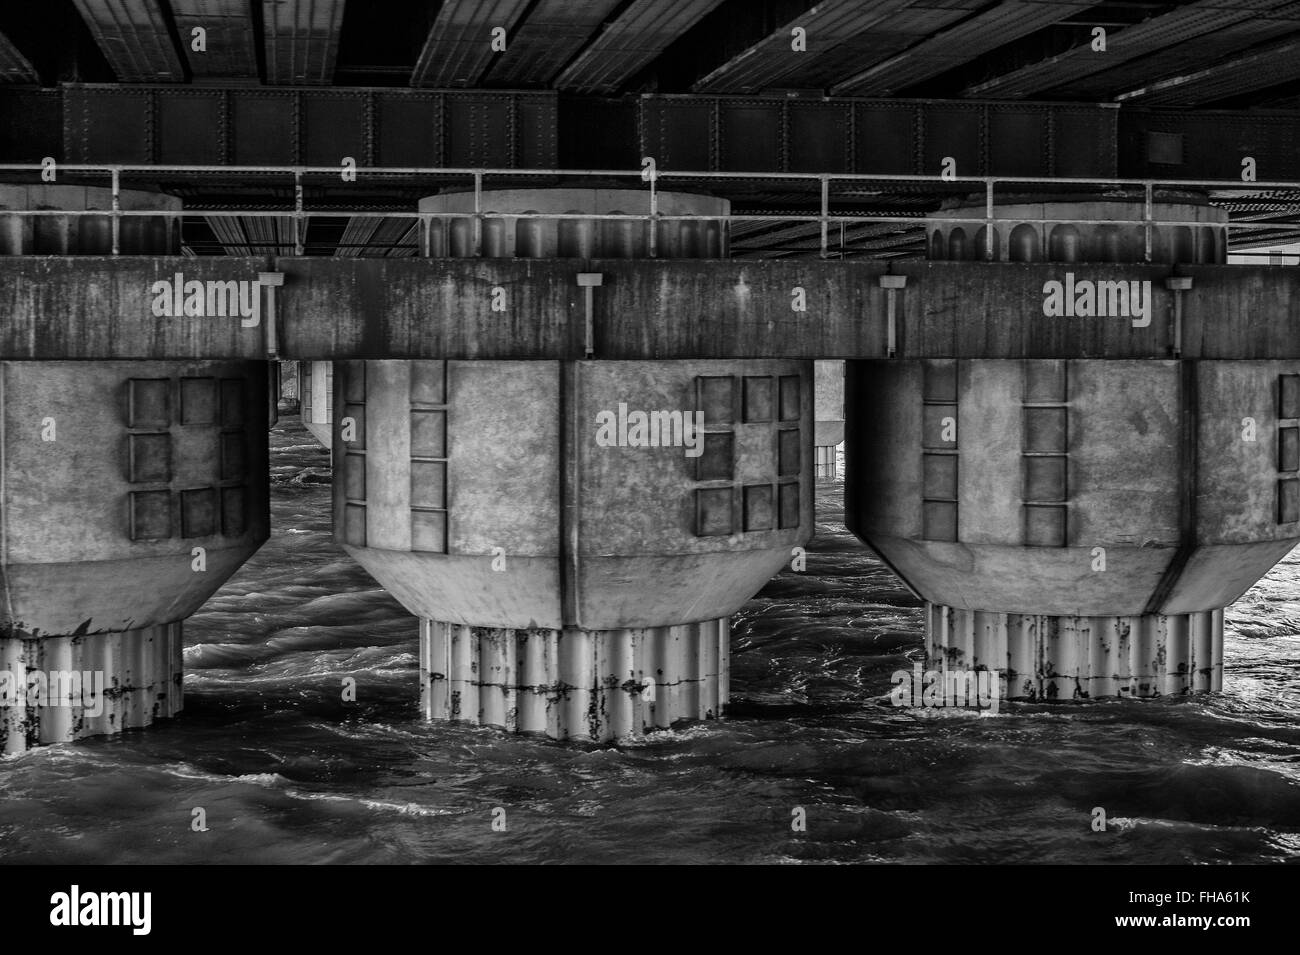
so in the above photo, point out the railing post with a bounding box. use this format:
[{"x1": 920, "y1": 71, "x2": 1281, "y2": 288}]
[
  {"x1": 820, "y1": 176, "x2": 830, "y2": 259},
  {"x1": 1144, "y1": 181, "x2": 1153, "y2": 264},
  {"x1": 294, "y1": 169, "x2": 304, "y2": 256},
  {"x1": 474, "y1": 171, "x2": 483, "y2": 257},
  {"x1": 648, "y1": 173, "x2": 658, "y2": 258},
  {"x1": 111, "y1": 167, "x2": 121, "y2": 256},
  {"x1": 984, "y1": 178, "x2": 995, "y2": 261}
]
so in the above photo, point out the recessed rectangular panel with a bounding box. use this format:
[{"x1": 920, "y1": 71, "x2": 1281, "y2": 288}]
[
  {"x1": 344, "y1": 503, "x2": 366, "y2": 545},
  {"x1": 1024, "y1": 504, "x2": 1068, "y2": 546},
  {"x1": 778, "y1": 482, "x2": 799, "y2": 530},
  {"x1": 789, "y1": 104, "x2": 849, "y2": 174},
  {"x1": 129, "y1": 490, "x2": 172, "y2": 541},
  {"x1": 1024, "y1": 456, "x2": 1068, "y2": 503},
  {"x1": 220, "y1": 432, "x2": 246, "y2": 482},
  {"x1": 855, "y1": 106, "x2": 914, "y2": 174},
  {"x1": 219, "y1": 379, "x2": 245, "y2": 427},
  {"x1": 221, "y1": 486, "x2": 246, "y2": 536},
  {"x1": 343, "y1": 452, "x2": 366, "y2": 500},
  {"x1": 1281, "y1": 374, "x2": 1300, "y2": 419},
  {"x1": 1024, "y1": 407, "x2": 1067, "y2": 453},
  {"x1": 923, "y1": 500, "x2": 957, "y2": 542},
  {"x1": 129, "y1": 433, "x2": 171, "y2": 483},
  {"x1": 697, "y1": 376, "x2": 734, "y2": 426},
  {"x1": 1281, "y1": 427, "x2": 1299, "y2": 472},
  {"x1": 411, "y1": 510, "x2": 447, "y2": 553},
  {"x1": 342, "y1": 361, "x2": 366, "y2": 402},
  {"x1": 923, "y1": 362, "x2": 957, "y2": 402},
  {"x1": 1280, "y1": 479, "x2": 1300, "y2": 524},
  {"x1": 922, "y1": 404, "x2": 958, "y2": 449},
  {"x1": 697, "y1": 432, "x2": 734, "y2": 482},
  {"x1": 128, "y1": 378, "x2": 170, "y2": 428},
  {"x1": 181, "y1": 377, "x2": 217, "y2": 425},
  {"x1": 778, "y1": 428, "x2": 800, "y2": 477},
  {"x1": 779, "y1": 375, "x2": 800, "y2": 422},
  {"x1": 410, "y1": 410, "x2": 446, "y2": 458},
  {"x1": 1025, "y1": 361, "x2": 1067, "y2": 403},
  {"x1": 743, "y1": 484, "x2": 773, "y2": 532},
  {"x1": 181, "y1": 488, "x2": 217, "y2": 538},
  {"x1": 410, "y1": 461, "x2": 446, "y2": 509},
  {"x1": 923, "y1": 453, "x2": 958, "y2": 501},
  {"x1": 743, "y1": 376, "x2": 773, "y2": 423},
  {"x1": 410, "y1": 361, "x2": 447, "y2": 405},
  {"x1": 696, "y1": 487, "x2": 733, "y2": 537}
]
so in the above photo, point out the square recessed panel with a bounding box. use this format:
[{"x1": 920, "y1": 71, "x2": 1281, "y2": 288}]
[
  {"x1": 1147, "y1": 131, "x2": 1184, "y2": 166},
  {"x1": 343, "y1": 452, "x2": 366, "y2": 501},
  {"x1": 779, "y1": 375, "x2": 801, "y2": 422},
  {"x1": 1025, "y1": 361, "x2": 1067, "y2": 403},
  {"x1": 181, "y1": 487, "x2": 217, "y2": 537},
  {"x1": 923, "y1": 500, "x2": 957, "y2": 542},
  {"x1": 696, "y1": 432, "x2": 733, "y2": 482},
  {"x1": 1281, "y1": 427, "x2": 1299, "y2": 472},
  {"x1": 743, "y1": 377, "x2": 774, "y2": 423},
  {"x1": 410, "y1": 410, "x2": 446, "y2": 458},
  {"x1": 410, "y1": 461, "x2": 446, "y2": 509},
  {"x1": 1024, "y1": 456, "x2": 1067, "y2": 502},
  {"x1": 222, "y1": 486, "x2": 246, "y2": 536},
  {"x1": 220, "y1": 431, "x2": 245, "y2": 481},
  {"x1": 1024, "y1": 407, "x2": 1067, "y2": 453},
  {"x1": 129, "y1": 490, "x2": 171, "y2": 540},
  {"x1": 128, "y1": 379, "x2": 170, "y2": 429},
  {"x1": 344, "y1": 503, "x2": 366, "y2": 545},
  {"x1": 778, "y1": 482, "x2": 800, "y2": 529},
  {"x1": 923, "y1": 363, "x2": 957, "y2": 402},
  {"x1": 922, "y1": 404, "x2": 957, "y2": 449},
  {"x1": 696, "y1": 487, "x2": 733, "y2": 536},
  {"x1": 128, "y1": 433, "x2": 171, "y2": 483},
  {"x1": 219, "y1": 379, "x2": 245, "y2": 427},
  {"x1": 411, "y1": 510, "x2": 447, "y2": 552},
  {"x1": 1281, "y1": 375, "x2": 1300, "y2": 420},
  {"x1": 922, "y1": 453, "x2": 958, "y2": 500},
  {"x1": 778, "y1": 428, "x2": 801, "y2": 477},
  {"x1": 743, "y1": 484, "x2": 774, "y2": 531},
  {"x1": 180, "y1": 377, "x2": 217, "y2": 425},
  {"x1": 1024, "y1": 504, "x2": 1067, "y2": 546},
  {"x1": 697, "y1": 376, "x2": 734, "y2": 426},
  {"x1": 1280, "y1": 479, "x2": 1300, "y2": 524},
  {"x1": 410, "y1": 361, "x2": 446, "y2": 405}
]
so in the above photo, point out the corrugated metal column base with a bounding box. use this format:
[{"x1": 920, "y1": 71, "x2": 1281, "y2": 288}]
[
  {"x1": 927, "y1": 604, "x2": 1223, "y2": 701},
  {"x1": 420, "y1": 617, "x2": 730, "y2": 741},
  {"x1": 0, "y1": 623, "x2": 184, "y2": 755}
]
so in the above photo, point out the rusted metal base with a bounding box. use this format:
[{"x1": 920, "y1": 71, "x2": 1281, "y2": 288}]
[
  {"x1": 927, "y1": 604, "x2": 1223, "y2": 701},
  {"x1": 419, "y1": 617, "x2": 729, "y2": 741},
  {"x1": 0, "y1": 623, "x2": 184, "y2": 755}
]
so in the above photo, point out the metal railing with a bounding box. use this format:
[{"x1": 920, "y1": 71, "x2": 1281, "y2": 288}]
[{"x1": 1, "y1": 163, "x2": 1298, "y2": 259}]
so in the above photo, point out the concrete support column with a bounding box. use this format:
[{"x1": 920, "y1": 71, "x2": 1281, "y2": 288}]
[
  {"x1": 0, "y1": 185, "x2": 270, "y2": 753},
  {"x1": 420, "y1": 617, "x2": 729, "y2": 740}
]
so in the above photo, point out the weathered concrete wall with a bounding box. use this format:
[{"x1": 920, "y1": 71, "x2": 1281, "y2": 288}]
[{"x1": 6, "y1": 258, "x2": 1300, "y2": 361}]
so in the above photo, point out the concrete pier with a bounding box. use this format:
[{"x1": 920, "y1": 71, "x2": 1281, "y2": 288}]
[
  {"x1": 0, "y1": 186, "x2": 270, "y2": 753},
  {"x1": 331, "y1": 189, "x2": 813, "y2": 740},
  {"x1": 847, "y1": 196, "x2": 1300, "y2": 700}
]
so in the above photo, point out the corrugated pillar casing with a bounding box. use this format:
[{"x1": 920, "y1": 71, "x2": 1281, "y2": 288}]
[
  {"x1": 0, "y1": 184, "x2": 270, "y2": 753},
  {"x1": 849, "y1": 193, "x2": 1299, "y2": 701},
  {"x1": 334, "y1": 188, "x2": 811, "y2": 741}
]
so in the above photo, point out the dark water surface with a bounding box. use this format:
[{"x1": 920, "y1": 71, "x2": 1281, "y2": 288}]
[{"x1": 2, "y1": 418, "x2": 1299, "y2": 864}]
